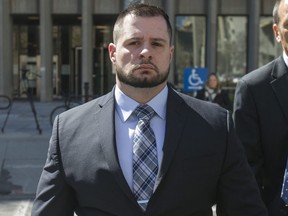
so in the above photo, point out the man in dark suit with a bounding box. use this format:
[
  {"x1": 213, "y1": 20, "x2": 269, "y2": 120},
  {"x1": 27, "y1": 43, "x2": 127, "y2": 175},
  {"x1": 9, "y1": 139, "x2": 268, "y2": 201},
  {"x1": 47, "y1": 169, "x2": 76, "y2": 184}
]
[
  {"x1": 233, "y1": 1, "x2": 288, "y2": 215},
  {"x1": 31, "y1": 3, "x2": 267, "y2": 216}
]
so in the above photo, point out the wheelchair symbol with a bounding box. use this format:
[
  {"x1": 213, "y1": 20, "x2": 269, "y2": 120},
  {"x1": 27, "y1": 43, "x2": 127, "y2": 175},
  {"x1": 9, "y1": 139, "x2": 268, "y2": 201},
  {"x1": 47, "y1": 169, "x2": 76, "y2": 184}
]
[{"x1": 188, "y1": 69, "x2": 204, "y2": 87}]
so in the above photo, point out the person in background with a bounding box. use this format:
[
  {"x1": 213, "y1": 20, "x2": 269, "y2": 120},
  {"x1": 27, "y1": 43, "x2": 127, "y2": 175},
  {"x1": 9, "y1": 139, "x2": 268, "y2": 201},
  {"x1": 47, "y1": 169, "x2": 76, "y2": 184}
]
[
  {"x1": 233, "y1": 0, "x2": 288, "y2": 215},
  {"x1": 31, "y1": 3, "x2": 267, "y2": 216},
  {"x1": 196, "y1": 72, "x2": 232, "y2": 110}
]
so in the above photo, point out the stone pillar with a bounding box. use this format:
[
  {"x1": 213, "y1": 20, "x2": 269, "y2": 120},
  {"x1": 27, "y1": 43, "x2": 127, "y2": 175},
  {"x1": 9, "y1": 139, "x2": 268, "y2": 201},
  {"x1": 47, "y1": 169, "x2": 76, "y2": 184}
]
[
  {"x1": 0, "y1": 0, "x2": 12, "y2": 97},
  {"x1": 40, "y1": 0, "x2": 53, "y2": 101},
  {"x1": 81, "y1": 0, "x2": 93, "y2": 96},
  {"x1": 247, "y1": 0, "x2": 260, "y2": 72},
  {"x1": 206, "y1": 0, "x2": 218, "y2": 73}
]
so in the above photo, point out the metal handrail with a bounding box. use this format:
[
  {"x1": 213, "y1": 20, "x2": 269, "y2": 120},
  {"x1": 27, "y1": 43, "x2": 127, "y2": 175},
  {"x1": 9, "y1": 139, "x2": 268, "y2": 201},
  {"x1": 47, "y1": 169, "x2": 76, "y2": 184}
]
[{"x1": 0, "y1": 95, "x2": 12, "y2": 132}]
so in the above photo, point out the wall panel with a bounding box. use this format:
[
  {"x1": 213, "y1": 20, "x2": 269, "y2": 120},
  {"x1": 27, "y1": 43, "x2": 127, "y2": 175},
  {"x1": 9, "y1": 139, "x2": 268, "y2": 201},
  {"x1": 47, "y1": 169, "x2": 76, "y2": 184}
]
[
  {"x1": 53, "y1": 0, "x2": 80, "y2": 14},
  {"x1": 219, "y1": 0, "x2": 247, "y2": 14},
  {"x1": 11, "y1": 0, "x2": 38, "y2": 14},
  {"x1": 261, "y1": 0, "x2": 275, "y2": 15},
  {"x1": 94, "y1": 0, "x2": 120, "y2": 14},
  {"x1": 177, "y1": 0, "x2": 205, "y2": 14}
]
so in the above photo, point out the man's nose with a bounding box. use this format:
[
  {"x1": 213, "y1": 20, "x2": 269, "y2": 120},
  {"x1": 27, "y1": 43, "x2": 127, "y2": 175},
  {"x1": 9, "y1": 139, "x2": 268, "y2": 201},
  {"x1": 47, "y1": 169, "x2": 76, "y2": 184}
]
[{"x1": 139, "y1": 45, "x2": 152, "y2": 59}]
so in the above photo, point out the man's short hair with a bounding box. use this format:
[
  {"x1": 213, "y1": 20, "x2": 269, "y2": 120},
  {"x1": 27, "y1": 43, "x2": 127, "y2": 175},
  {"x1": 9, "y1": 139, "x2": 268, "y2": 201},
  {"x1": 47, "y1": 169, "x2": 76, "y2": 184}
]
[
  {"x1": 113, "y1": 3, "x2": 172, "y2": 44},
  {"x1": 273, "y1": 0, "x2": 281, "y2": 24}
]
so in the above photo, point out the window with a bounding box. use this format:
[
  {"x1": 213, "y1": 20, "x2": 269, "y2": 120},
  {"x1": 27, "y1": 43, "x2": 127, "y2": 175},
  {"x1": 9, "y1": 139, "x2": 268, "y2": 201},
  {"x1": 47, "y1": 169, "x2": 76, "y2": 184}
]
[
  {"x1": 175, "y1": 16, "x2": 206, "y2": 90},
  {"x1": 259, "y1": 16, "x2": 281, "y2": 67},
  {"x1": 217, "y1": 16, "x2": 247, "y2": 89}
]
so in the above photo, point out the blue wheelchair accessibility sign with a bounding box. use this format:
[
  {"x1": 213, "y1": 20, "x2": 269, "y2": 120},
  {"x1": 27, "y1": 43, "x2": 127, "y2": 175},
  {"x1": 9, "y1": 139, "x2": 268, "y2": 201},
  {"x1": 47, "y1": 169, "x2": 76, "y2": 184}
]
[{"x1": 183, "y1": 68, "x2": 208, "y2": 93}]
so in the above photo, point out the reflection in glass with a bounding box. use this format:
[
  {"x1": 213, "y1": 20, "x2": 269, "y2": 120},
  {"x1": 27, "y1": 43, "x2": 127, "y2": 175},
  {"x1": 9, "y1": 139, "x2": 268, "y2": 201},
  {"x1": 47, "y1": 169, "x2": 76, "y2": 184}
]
[
  {"x1": 217, "y1": 16, "x2": 247, "y2": 91},
  {"x1": 259, "y1": 17, "x2": 281, "y2": 67},
  {"x1": 175, "y1": 16, "x2": 206, "y2": 90}
]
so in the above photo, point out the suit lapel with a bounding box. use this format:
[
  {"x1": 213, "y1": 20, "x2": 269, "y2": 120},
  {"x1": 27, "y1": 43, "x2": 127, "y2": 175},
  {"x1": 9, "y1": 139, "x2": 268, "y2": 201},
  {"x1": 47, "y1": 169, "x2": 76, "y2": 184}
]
[
  {"x1": 271, "y1": 57, "x2": 288, "y2": 122},
  {"x1": 95, "y1": 90, "x2": 138, "y2": 206},
  {"x1": 96, "y1": 87, "x2": 197, "y2": 210},
  {"x1": 154, "y1": 88, "x2": 188, "y2": 189}
]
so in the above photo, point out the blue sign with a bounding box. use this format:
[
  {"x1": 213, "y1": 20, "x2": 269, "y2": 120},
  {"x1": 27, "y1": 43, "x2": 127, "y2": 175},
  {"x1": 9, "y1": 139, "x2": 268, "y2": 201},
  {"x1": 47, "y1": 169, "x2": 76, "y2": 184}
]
[{"x1": 183, "y1": 67, "x2": 208, "y2": 93}]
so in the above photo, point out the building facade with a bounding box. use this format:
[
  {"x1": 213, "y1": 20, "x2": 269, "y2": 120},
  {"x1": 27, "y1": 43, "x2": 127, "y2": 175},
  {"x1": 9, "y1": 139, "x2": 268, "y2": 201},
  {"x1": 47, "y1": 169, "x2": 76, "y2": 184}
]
[{"x1": 0, "y1": 0, "x2": 279, "y2": 101}]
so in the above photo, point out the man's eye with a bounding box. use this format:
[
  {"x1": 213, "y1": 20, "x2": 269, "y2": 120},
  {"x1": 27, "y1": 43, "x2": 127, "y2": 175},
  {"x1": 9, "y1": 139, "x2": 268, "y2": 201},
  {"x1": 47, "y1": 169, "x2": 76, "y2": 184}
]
[
  {"x1": 152, "y1": 42, "x2": 163, "y2": 47},
  {"x1": 129, "y1": 41, "x2": 139, "y2": 45}
]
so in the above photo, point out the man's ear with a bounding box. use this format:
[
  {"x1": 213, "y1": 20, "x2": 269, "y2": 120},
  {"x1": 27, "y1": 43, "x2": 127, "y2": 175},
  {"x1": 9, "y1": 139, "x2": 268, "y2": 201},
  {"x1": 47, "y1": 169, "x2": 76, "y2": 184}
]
[
  {"x1": 169, "y1": 45, "x2": 174, "y2": 63},
  {"x1": 108, "y1": 43, "x2": 116, "y2": 63},
  {"x1": 273, "y1": 24, "x2": 281, "y2": 43}
]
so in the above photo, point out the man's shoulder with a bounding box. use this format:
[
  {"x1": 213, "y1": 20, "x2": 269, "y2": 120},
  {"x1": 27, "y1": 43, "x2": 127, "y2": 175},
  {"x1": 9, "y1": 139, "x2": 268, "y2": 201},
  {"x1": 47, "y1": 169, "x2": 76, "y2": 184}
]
[
  {"x1": 240, "y1": 57, "x2": 282, "y2": 85},
  {"x1": 60, "y1": 90, "x2": 114, "y2": 119},
  {"x1": 181, "y1": 93, "x2": 230, "y2": 130},
  {"x1": 173, "y1": 90, "x2": 228, "y2": 120}
]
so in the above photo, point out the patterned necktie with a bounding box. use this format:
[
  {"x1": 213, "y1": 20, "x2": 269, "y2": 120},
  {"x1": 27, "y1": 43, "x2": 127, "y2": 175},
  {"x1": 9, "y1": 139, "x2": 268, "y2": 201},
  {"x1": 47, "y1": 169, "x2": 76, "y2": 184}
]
[
  {"x1": 133, "y1": 104, "x2": 158, "y2": 211},
  {"x1": 281, "y1": 159, "x2": 288, "y2": 204}
]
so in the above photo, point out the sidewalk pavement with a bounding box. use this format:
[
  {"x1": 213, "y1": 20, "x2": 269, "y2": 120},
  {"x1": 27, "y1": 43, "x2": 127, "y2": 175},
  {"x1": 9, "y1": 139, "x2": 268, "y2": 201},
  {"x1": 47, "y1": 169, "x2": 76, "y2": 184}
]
[{"x1": 0, "y1": 99, "x2": 63, "y2": 215}]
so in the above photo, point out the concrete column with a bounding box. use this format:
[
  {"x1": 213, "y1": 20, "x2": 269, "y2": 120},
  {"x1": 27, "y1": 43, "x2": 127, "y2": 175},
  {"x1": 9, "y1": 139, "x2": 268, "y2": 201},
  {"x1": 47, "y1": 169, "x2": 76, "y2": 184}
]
[
  {"x1": 40, "y1": 0, "x2": 53, "y2": 101},
  {"x1": 206, "y1": 0, "x2": 218, "y2": 73},
  {"x1": 81, "y1": 0, "x2": 93, "y2": 96},
  {"x1": 247, "y1": 0, "x2": 260, "y2": 72},
  {"x1": 0, "y1": 0, "x2": 12, "y2": 97}
]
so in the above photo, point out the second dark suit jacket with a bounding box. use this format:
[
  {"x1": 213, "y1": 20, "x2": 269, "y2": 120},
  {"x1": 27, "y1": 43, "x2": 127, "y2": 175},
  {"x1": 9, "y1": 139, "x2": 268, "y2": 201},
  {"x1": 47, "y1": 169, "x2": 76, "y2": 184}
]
[
  {"x1": 234, "y1": 56, "x2": 288, "y2": 216},
  {"x1": 32, "y1": 86, "x2": 267, "y2": 216}
]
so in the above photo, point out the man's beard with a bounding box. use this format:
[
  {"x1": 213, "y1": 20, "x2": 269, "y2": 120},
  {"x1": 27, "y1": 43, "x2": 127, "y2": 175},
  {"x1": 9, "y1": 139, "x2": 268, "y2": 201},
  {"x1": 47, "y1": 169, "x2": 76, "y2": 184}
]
[{"x1": 116, "y1": 64, "x2": 169, "y2": 88}]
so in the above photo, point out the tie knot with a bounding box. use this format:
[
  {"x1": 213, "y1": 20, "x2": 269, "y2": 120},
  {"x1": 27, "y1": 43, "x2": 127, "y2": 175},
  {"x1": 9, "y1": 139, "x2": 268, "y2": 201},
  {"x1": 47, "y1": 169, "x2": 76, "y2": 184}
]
[{"x1": 134, "y1": 104, "x2": 155, "y2": 121}]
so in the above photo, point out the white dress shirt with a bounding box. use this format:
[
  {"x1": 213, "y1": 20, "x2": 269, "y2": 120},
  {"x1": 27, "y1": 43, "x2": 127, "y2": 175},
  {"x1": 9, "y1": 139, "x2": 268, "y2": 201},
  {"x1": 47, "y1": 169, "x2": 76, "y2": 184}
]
[
  {"x1": 114, "y1": 85, "x2": 167, "y2": 190},
  {"x1": 283, "y1": 51, "x2": 288, "y2": 68}
]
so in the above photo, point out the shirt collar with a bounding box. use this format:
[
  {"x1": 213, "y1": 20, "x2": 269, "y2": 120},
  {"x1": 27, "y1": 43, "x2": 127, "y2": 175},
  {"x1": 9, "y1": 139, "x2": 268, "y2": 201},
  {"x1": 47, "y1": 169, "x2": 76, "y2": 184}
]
[
  {"x1": 115, "y1": 85, "x2": 168, "y2": 122},
  {"x1": 282, "y1": 51, "x2": 288, "y2": 68}
]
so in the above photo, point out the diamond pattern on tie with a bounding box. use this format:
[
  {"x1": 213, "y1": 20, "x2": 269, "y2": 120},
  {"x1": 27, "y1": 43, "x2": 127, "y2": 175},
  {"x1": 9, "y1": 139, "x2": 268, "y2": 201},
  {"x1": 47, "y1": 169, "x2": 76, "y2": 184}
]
[
  {"x1": 133, "y1": 104, "x2": 158, "y2": 211},
  {"x1": 281, "y1": 160, "x2": 288, "y2": 204}
]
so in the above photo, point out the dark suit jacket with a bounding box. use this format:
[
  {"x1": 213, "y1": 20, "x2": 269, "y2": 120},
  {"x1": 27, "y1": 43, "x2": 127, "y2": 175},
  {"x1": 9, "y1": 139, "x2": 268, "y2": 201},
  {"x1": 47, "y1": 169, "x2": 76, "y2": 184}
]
[
  {"x1": 233, "y1": 56, "x2": 288, "y2": 216},
  {"x1": 32, "y1": 86, "x2": 267, "y2": 216}
]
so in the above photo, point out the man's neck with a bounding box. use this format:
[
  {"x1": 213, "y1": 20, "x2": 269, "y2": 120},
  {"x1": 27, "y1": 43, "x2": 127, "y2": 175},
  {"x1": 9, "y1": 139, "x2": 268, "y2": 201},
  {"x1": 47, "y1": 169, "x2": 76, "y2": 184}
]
[{"x1": 116, "y1": 82, "x2": 167, "y2": 104}]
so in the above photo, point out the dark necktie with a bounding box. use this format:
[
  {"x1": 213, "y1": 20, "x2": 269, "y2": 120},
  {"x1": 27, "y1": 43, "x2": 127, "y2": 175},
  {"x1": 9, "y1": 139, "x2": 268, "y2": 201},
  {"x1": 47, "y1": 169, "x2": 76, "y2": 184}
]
[{"x1": 132, "y1": 104, "x2": 158, "y2": 211}]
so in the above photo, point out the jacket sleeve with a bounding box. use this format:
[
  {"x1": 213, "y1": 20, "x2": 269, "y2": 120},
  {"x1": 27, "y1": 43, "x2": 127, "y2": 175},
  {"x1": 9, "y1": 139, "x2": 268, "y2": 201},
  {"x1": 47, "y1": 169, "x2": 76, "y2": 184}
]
[
  {"x1": 216, "y1": 111, "x2": 268, "y2": 216},
  {"x1": 31, "y1": 116, "x2": 76, "y2": 216},
  {"x1": 233, "y1": 79, "x2": 264, "y2": 188}
]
